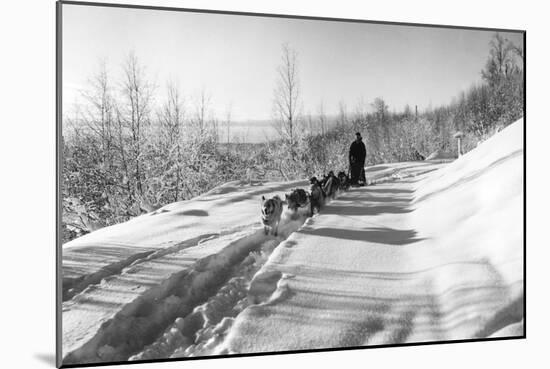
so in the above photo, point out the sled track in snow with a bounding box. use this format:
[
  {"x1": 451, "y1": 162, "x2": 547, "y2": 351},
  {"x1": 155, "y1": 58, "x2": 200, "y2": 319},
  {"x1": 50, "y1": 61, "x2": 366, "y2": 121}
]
[
  {"x1": 62, "y1": 209, "x2": 313, "y2": 365},
  {"x1": 62, "y1": 224, "x2": 258, "y2": 301},
  {"x1": 63, "y1": 247, "x2": 157, "y2": 302}
]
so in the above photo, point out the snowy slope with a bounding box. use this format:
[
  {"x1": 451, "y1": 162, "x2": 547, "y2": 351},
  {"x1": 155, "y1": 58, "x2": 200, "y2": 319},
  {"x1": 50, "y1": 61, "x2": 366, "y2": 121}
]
[{"x1": 61, "y1": 119, "x2": 523, "y2": 365}]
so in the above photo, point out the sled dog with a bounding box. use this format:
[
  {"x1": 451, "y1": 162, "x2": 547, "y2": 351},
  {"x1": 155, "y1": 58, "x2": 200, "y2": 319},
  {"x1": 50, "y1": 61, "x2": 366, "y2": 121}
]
[
  {"x1": 285, "y1": 188, "x2": 310, "y2": 212},
  {"x1": 323, "y1": 171, "x2": 340, "y2": 199},
  {"x1": 261, "y1": 195, "x2": 283, "y2": 236},
  {"x1": 309, "y1": 177, "x2": 326, "y2": 214},
  {"x1": 338, "y1": 171, "x2": 351, "y2": 191}
]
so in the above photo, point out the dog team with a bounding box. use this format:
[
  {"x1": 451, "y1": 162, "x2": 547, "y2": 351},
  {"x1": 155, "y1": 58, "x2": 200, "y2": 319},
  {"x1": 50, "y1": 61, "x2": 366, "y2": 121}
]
[{"x1": 260, "y1": 171, "x2": 351, "y2": 236}]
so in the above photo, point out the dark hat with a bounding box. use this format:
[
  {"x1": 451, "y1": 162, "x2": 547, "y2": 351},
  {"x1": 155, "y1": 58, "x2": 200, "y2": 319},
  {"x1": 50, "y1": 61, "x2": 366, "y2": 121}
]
[{"x1": 355, "y1": 132, "x2": 361, "y2": 137}]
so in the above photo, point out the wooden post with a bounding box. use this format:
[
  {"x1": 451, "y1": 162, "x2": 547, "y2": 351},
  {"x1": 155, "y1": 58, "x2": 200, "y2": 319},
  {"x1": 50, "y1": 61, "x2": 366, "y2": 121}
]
[{"x1": 454, "y1": 131, "x2": 464, "y2": 157}]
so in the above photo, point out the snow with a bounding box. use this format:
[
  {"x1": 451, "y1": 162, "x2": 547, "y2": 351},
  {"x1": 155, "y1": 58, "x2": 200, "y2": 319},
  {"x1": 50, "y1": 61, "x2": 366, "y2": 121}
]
[
  {"x1": 61, "y1": 179, "x2": 312, "y2": 364},
  {"x1": 224, "y1": 120, "x2": 523, "y2": 352},
  {"x1": 61, "y1": 119, "x2": 523, "y2": 365},
  {"x1": 62, "y1": 179, "x2": 308, "y2": 299}
]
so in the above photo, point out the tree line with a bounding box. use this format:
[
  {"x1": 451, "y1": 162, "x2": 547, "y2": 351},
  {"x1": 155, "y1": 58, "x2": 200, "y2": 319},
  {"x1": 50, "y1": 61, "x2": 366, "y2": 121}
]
[
  {"x1": 62, "y1": 52, "x2": 254, "y2": 241},
  {"x1": 271, "y1": 34, "x2": 523, "y2": 178},
  {"x1": 62, "y1": 33, "x2": 523, "y2": 242}
]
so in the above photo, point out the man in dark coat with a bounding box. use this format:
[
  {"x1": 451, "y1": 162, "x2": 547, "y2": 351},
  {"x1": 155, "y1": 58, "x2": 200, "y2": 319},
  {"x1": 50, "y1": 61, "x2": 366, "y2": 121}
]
[{"x1": 349, "y1": 132, "x2": 366, "y2": 186}]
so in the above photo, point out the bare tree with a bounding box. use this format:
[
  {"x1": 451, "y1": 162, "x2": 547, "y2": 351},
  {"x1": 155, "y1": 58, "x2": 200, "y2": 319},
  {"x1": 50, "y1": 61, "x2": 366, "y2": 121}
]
[
  {"x1": 482, "y1": 33, "x2": 516, "y2": 85},
  {"x1": 156, "y1": 81, "x2": 186, "y2": 152},
  {"x1": 336, "y1": 101, "x2": 348, "y2": 128},
  {"x1": 80, "y1": 60, "x2": 115, "y2": 171},
  {"x1": 119, "y1": 51, "x2": 155, "y2": 198},
  {"x1": 273, "y1": 43, "x2": 301, "y2": 160},
  {"x1": 372, "y1": 97, "x2": 389, "y2": 122},
  {"x1": 185, "y1": 89, "x2": 221, "y2": 193},
  {"x1": 317, "y1": 101, "x2": 327, "y2": 135},
  {"x1": 190, "y1": 89, "x2": 214, "y2": 140},
  {"x1": 224, "y1": 104, "x2": 232, "y2": 147},
  {"x1": 156, "y1": 81, "x2": 187, "y2": 201}
]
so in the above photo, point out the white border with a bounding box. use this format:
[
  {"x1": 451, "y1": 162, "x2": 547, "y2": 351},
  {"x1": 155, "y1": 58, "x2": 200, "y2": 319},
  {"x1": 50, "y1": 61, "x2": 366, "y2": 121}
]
[{"x1": 2, "y1": 1, "x2": 546, "y2": 368}]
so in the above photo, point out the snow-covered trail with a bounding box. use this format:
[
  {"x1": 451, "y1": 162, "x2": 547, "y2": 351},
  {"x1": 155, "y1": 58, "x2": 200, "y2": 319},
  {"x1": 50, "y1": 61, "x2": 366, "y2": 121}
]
[
  {"x1": 62, "y1": 180, "x2": 308, "y2": 300},
  {"x1": 224, "y1": 121, "x2": 523, "y2": 353}
]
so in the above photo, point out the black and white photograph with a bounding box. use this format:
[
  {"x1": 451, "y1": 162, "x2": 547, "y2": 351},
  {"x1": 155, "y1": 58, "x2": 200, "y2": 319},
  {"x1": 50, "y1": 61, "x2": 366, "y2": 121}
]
[{"x1": 57, "y1": 1, "x2": 524, "y2": 367}]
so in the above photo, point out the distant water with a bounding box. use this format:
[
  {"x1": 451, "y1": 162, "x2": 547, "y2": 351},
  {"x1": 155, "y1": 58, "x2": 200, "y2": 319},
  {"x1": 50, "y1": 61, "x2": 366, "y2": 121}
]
[
  {"x1": 220, "y1": 120, "x2": 278, "y2": 143},
  {"x1": 221, "y1": 116, "x2": 340, "y2": 143}
]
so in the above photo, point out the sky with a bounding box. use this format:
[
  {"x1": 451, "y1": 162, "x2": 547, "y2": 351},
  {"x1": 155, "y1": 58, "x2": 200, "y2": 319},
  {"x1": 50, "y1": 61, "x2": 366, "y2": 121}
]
[{"x1": 62, "y1": 4, "x2": 523, "y2": 141}]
